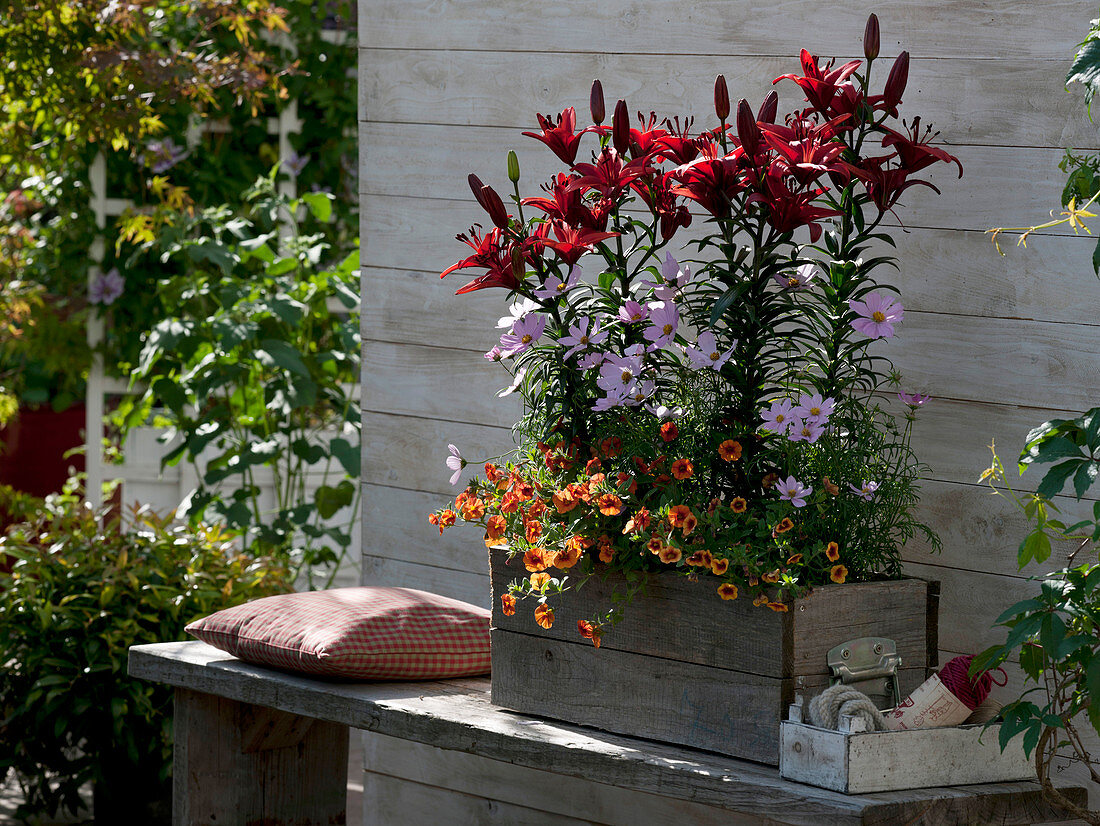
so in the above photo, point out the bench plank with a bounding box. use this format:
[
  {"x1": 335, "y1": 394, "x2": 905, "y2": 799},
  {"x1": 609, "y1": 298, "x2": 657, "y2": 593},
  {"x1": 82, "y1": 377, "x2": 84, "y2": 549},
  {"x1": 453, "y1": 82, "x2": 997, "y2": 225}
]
[{"x1": 129, "y1": 641, "x2": 1084, "y2": 826}]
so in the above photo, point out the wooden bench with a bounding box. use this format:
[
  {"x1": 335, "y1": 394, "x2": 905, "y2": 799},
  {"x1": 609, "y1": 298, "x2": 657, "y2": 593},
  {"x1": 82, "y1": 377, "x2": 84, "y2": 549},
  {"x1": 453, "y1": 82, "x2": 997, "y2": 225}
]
[{"x1": 129, "y1": 640, "x2": 1086, "y2": 826}]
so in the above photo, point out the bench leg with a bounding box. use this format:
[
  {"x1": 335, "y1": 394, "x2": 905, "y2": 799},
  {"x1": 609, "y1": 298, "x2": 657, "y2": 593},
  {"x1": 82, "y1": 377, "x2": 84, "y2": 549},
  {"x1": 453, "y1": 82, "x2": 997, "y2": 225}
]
[{"x1": 173, "y1": 687, "x2": 349, "y2": 826}]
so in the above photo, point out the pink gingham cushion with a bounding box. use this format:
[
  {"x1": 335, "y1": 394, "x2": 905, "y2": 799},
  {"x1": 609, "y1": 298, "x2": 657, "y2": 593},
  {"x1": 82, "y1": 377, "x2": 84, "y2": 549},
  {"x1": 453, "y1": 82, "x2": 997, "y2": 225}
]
[{"x1": 185, "y1": 586, "x2": 490, "y2": 680}]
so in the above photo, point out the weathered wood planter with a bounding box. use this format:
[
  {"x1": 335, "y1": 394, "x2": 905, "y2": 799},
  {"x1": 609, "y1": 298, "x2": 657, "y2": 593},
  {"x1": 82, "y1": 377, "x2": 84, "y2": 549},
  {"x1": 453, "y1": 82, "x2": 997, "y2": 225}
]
[{"x1": 489, "y1": 548, "x2": 938, "y2": 765}]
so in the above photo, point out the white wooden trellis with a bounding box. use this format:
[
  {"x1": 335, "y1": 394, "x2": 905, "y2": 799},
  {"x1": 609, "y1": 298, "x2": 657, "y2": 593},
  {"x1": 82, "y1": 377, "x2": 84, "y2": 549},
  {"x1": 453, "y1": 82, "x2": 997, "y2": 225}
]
[{"x1": 85, "y1": 101, "x2": 303, "y2": 506}]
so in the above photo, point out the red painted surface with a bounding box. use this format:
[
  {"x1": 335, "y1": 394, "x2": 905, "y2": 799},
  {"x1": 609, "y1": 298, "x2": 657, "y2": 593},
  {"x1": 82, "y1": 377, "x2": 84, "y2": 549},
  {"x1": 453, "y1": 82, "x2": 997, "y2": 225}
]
[{"x1": 0, "y1": 404, "x2": 86, "y2": 498}]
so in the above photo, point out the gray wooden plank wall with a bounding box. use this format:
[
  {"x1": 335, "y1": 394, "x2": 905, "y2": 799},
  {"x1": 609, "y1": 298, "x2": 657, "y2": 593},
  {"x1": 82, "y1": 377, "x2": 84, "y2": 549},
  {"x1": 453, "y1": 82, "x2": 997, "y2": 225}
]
[{"x1": 358, "y1": 0, "x2": 1100, "y2": 815}]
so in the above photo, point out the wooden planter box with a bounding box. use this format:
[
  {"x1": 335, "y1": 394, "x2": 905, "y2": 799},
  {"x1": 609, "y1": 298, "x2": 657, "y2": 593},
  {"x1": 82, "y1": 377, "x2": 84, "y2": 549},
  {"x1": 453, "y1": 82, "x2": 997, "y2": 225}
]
[{"x1": 489, "y1": 548, "x2": 938, "y2": 765}]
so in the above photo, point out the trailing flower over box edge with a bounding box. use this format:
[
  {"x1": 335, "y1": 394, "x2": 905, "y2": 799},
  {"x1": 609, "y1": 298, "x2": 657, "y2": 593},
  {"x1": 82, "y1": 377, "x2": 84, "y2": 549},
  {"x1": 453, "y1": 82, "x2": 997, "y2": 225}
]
[{"x1": 430, "y1": 15, "x2": 956, "y2": 643}]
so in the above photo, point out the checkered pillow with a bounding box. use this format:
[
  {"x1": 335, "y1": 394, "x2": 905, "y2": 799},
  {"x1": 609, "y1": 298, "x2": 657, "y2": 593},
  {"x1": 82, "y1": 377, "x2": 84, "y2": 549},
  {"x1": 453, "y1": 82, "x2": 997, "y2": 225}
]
[{"x1": 186, "y1": 586, "x2": 490, "y2": 680}]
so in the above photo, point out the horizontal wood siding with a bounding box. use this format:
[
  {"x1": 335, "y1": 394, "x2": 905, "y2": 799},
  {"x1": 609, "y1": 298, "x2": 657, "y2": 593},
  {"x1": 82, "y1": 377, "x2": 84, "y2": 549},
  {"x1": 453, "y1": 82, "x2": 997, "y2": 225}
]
[{"x1": 360, "y1": 0, "x2": 1100, "y2": 799}]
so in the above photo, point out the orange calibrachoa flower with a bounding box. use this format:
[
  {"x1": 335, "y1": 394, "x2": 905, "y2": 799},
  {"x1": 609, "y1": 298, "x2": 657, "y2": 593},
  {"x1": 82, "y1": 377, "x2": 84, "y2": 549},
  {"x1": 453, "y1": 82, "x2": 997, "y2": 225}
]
[
  {"x1": 597, "y1": 493, "x2": 624, "y2": 516},
  {"x1": 761, "y1": 569, "x2": 781, "y2": 584},
  {"x1": 686, "y1": 550, "x2": 709, "y2": 567},
  {"x1": 484, "y1": 514, "x2": 507, "y2": 547},
  {"x1": 526, "y1": 499, "x2": 547, "y2": 519},
  {"x1": 775, "y1": 517, "x2": 794, "y2": 534},
  {"x1": 501, "y1": 594, "x2": 516, "y2": 615},
  {"x1": 484, "y1": 462, "x2": 503, "y2": 484},
  {"x1": 667, "y1": 504, "x2": 693, "y2": 527},
  {"x1": 616, "y1": 472, "x2": 638, "y2": 495},
  {"x1": 431, "y1": 510, "x2": 456, "y2": 534},
  {"x1": 552, "y1": 487, "x2": 579, "y2": 513},
  {"x1": 786, "y1": 553, "x2": 804, "y2": 565},
  {"x1": 585, "y1": 457, "x2": 602, "y2": 475},
  {"x1": 500, "y1": 491, "x2": 521, "y2": 514},
  {"x1": 460, "y1": 497, "x2": 486, "y2": 520},
  {"x1": 513, "y1": 479, "x2": 535, "y2": 502},
  {"x1": 730, "y1": 497, "x2": 747, "y2": 513},
  {"x1": 671, "y1": 458, "x2": 694, "y2": 480},
  {"x1": 825, "y1": 541, "x2": 841, "y2": 561},
  {"x1": 534, "y1": 603, "x2": 554, "y2": 628},
  {"x1": 658, "y1": 545, "x2": 682, "y2": 564},
  {"x1": 530, "y1": 572, "x2": 551, "y2": 589},
  {"x1": 571, "y1": 481, "x2": 593, "y2": 503},
  {"x1": 646, "y1": 535, "x2": 666, "y2": 555},
  {"x1": 652, "y1": 472, "x2": 672, "y2": 488},
  {"x1": 554, "y1": 535, "x2": 588, "y2": 569},
  {"x1": 589, "y1": 472, "x2": 606, "y2": 487},
  {"x1": 753, "y1": 594, "x2": 769, "y2": 606},
  {"x1": 525, "y1": 520, "x2": 544, "y2": 543},
  {"x1": 597, "y1": 534, "x2": 615, "y2": 563},
  {"x1": 710, "y1": 557, "x2": 729, "y2": 576},
  {"x1": 718, "y1": 583, "x2": 738, "y2": 600},
  {"x1": 718, "y1": 439, "x2": 742, "y2": 461},
  {"x1": 660, "y1": 421, "x2": 679, "y2": 441},
  {"x1": 680, "y1": 513, "x2": 698, "y2": 536},
  {"x1": 524, "y1": 547, "x2": 550, "y2": 572},
  {"x1": 600, "y1": 436, "x2": 622, "y2": 457},
  {"x1": 767, "y1": 601, "x2": 789, "y2": 613},
  {"x1": 762, "y1": 472, "x2": 779, "y2": 489},
  {"x1": 578, "y1": 620, "x2": 602, "y2": 648},
  {"x1": 823, "y1": 476, "x2": 840, "y2": 496},
  {"x1": 830, "y1": 564, "x2": 848, "y2": 583}
]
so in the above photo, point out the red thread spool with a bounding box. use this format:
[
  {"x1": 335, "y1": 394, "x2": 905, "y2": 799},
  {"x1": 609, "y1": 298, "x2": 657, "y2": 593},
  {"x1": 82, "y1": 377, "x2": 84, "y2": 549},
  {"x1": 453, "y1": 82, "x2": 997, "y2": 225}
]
[{"x1": 938, "y1": 655, "x2": 1006, "y2": 710}]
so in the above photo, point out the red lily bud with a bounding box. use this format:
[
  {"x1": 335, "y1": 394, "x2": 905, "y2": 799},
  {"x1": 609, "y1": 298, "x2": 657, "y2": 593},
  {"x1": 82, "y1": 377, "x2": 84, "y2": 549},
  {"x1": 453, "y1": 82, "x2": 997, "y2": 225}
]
[
  {"x1": 510, "y1": 246, "x2": 526, "y2": 281},
  {"x1": 757, "y1": 90, "x2": 779, "y2": 124},
  {"x1": 590, "y1": 79, "x2": 605, "y2": 125},
  {"x1": 863, "y1": 13, "x2": 880, "y2": 61},
  {"x1": 468, "y1": 173, "x2": 487, "y2": 208},
  {"x1": 612, "y1": 99, "x2": 630, "y2": 155},
  {"x1": 736, "y1": 98, "x2": 759, "y2": 157},
  {"x1": 884, "y1": 50, "x2": 909, "y2": 108},
  {"x1": 480, "y1": 184, "x2": 510, "y2": 229},
  {"x1": 714, "y1": 74, "x2": 730, "y2": 122}
]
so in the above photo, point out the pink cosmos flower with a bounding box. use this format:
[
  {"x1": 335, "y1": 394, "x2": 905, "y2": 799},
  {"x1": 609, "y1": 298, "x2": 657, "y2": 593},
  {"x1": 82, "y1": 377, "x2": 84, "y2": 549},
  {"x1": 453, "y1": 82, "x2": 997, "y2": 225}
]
[
  {"x1": 792, "y1": 392, "x2": 835, "y2": 423},
  {"x1": 597, "y1": 352, "x2": 644, "y2": 396},
  {"x1": 898, "y1": 392, "x2": 931, "y2": 408},
  {"x1": 786, "y1": 417, "x2": 825, "y2": 444},
  {"x1": 90, "y1": 268, "x2": 125, "y2": 305},
  {"x1": 642, "y1": 253, "x2": 693, "y2": 302},
  {"x1": 498, "y1": 367, "x2": 527, "y2": 398},
  {"x1": 772, "y1": 263, "x2": 820, "y2": 291},
  {"x1": 577, "y1": 351, "x2": 607, "y2": 370},
  {"x1": 849, "y1": 292, "x2": 903, "y2": 339},
  {"x1": 484, "y1": 345, "x2": 504, "y2": 361},
  {"x1": 777, "y1": 476, "x2": 812, "y2": 508},
  {"x1": 645, "y1": 403, "x2": 683, "y2": 420},
  {"x1": 760, "y1": 399, "x2": 795, "y2": 434},
  {"x1": 618, "y1": 300, "x2": 649, "y2": 324},
  {"x1": 624, "y1": 380, "x2": 655, "y2": 407},
  {"x1": 497, "y1": 297, "x2": 541, "y2": 329},
  {"x1": 685, "y1": 331, "x2": 734, "y2": 371},
  {"x1": 445, "y1": 444, "x2": 465, "y2": 486},
  {"x1": 593, "y1": 390, "x2": 630, "y2": 412},
  {"x1": 558, "y1": 316, "x2": 608, "y2": 360},
  {"x1": 499, "y1": 314, "x2": 546, "y2": 356},
  {"x1": 644, "y1": 302, "x2": 680, "y2": 349},
  {"x1": 849, "y1": 481, "x2": 879, "y2": 501},
  {"x1": 533, "y1": 265, "x2": 583, "y2": 301}
]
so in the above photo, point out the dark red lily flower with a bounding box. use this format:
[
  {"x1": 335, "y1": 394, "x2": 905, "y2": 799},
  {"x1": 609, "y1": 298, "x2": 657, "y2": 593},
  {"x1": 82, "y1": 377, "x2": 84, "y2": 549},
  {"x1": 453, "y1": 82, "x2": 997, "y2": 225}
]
[
  {"x1": 775, "y1": 49, "x2": 862, "y2": 115},
  {"x1": 747, "y1": 171, "x2": 840, "y2": 242},
  {"x1": 668, "y1": 148, "x2": 748, "y2": 218},
  {"x1": 880, "y1": 117, "x2": 963, "y2": 177},
  {"x1": 655, "y1": 116, "x2": 703, "y2": 165},
  {"x1": 570, "y1": 146, "x2": 650, "y2": 200},
  {"x1": 441, "y1": 225, "x2": 524, "y2": 294},
  {"x1": 522, "y1": 107, "x2": 590, "y2": 165},
  {"x1": 759, "y1": 115, "x2": 849, "y2": 186},
  {"x1": 631, "y1": 175, "x2": 693, "y2": 241},
  {"x1": 467, "y1": 175, "x2": 510, "y2": 229},
  {"x1": 542, "y1": 221, "x2": 619, "y2": 266},
  {"x1": 843, "y1": 156, "x2": 941, "y2": 215},
  {"x1": 630, "y1": 111, "x2": 670, "y2": 159},
  {"x1": 736, "y1": 98, "x2": 761, "y2": 157},
  {"x1": 522, "y1": 172, "x2": 607, "y2": 230},
  {"x1": 863, "y1": 13, "x2": 880, "y2": 61}
]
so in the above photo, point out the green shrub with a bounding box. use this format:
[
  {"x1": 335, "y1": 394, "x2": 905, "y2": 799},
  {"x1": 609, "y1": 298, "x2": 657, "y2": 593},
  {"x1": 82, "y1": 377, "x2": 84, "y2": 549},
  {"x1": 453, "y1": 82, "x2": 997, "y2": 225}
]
[{"x1": 0, "y1": 483, "x2": 293, "y2": 822}]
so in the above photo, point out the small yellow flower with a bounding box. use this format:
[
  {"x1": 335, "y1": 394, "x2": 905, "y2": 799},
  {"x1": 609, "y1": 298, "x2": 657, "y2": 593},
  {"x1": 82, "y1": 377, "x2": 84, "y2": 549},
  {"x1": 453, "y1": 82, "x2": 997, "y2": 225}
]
[
  {"x1": 718, "y1": 583, "x2": 738, "y2": 601},
  {"x1": 825, "y1": 541, "x2": 840, "y2": 562},
  {"x1": 830, "y1": 564, "x2": 848, "y2": 584}
]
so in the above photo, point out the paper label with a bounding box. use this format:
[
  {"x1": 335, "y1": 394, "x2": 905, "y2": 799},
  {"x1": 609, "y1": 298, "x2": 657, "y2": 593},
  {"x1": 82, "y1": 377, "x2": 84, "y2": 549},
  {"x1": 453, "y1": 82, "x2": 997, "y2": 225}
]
[{"x1": 884, "y1": 673, "x2": 971, "y2": 731}]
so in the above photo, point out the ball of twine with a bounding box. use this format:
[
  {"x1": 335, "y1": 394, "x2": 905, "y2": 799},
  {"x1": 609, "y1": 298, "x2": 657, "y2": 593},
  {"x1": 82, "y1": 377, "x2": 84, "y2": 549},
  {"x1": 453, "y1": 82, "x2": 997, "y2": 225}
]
[
  {"x1": 938, "y1": 654, "x2": 1006, "y2": 710},
  {"x1": 808, "y1": 684, "x2": 887, "y2": 731}
]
